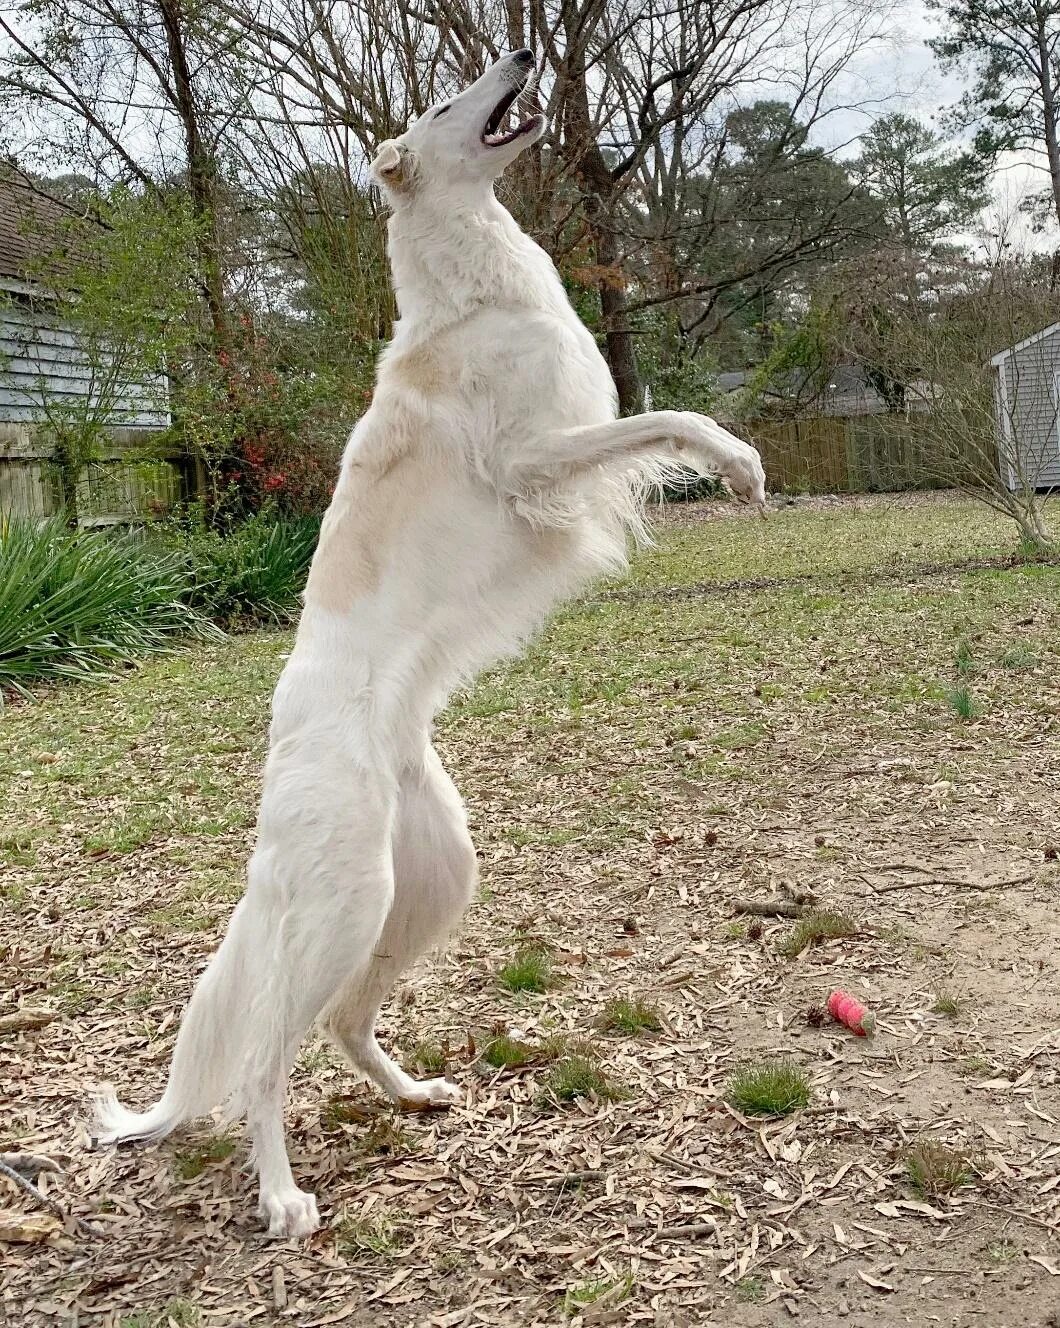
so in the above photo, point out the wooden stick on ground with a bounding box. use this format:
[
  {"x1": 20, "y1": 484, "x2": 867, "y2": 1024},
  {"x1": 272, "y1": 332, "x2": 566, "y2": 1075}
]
[
  {"x1": 0, "y1": 1156, "x2": 98, "y2": 1239},
  {"x1": 733, "y1": 899, "x2": 808, "y2": 919}
]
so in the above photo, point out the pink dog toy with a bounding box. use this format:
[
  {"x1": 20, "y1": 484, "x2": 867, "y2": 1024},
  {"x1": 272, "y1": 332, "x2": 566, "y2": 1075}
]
[{"x1": 827, "y1": 990, "x2": 876, "y2": 1036}]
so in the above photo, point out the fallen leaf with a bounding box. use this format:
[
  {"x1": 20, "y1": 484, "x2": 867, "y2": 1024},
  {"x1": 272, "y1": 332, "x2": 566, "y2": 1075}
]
[
  {"x1": 874, "y1": 1200, "x2": 950, "y2": 1220},
  {"x1": 857, "y1": 1270, "x2": 895, "y2": 1292},
  {"x1": 0, "y1": 1210, "x2": 63, "y2": 1244},
  {"x1": 1028, "y1": 1255, "x2": 1060, "y2": 1276}
]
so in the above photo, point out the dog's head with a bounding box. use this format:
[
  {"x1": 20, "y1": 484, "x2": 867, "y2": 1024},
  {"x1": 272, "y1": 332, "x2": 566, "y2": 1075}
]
[{"x1": 370, "y1": 50, "x2": 545, "y2": 202}]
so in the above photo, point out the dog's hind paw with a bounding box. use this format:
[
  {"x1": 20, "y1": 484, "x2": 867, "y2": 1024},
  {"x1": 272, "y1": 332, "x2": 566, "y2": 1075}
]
[
  {"x1": 258, "y1": 1187, "x2": 320, "y2": 1240},
  {"x1": 396, "y1": 1077, "x2": 463, "y2": 1111}
]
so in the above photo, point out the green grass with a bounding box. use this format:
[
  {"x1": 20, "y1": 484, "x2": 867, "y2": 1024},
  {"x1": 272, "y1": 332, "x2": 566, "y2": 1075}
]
[
  {"x1": 735, "y1": 1275, "x2": 766, "y2": 1302},
  {"x1": 778, "y1": 910, "x2": 857, "y2": 958},
  {"x1": 905, "y1": 1141, "x2": 975, "y2": 1197},
  {"x1": 726, "y1": 1059, "x2": 810, "y2": 1116},
  {"x1": 498, "y1": 943, "x2": 555, "y2": 994},
  {"x1": 120, "y1": 1301, "x2": 199, "y2": 1328},
  {"x1": 1, "y1": 495, "x2": 1058, "y2": 1042},
  {"x1": 563, "y1": 1271, "x2": 634, "y2": 1316},
  {"x1": 946, "y1": 683, "x2": 977, "y2": 721},
  {"x1": 406, "y1": 1039, "x2": 448, "y2": 1074},
  {"x1": 542, "y1": 1053, "x2": 626, "y2": 1105},
  {"x1": 932, "y1": 993, "x2": 961, "y2": 1017},
  {"x1": 955, "y1": 639, "x2": 975, "y2": 676},
  {"x1": 598, "y1": 996, "x2": 663, "y2": 1035},
  {"x1": 173, "y1": 1132, "x2": 237, "y2": 1181},
  {"x1": 335, "y1": 1208, "x2": 408, "y2": 1257},
  {"x1": 481, "y1": 1032, "x2": 539, "y2": 1069}
]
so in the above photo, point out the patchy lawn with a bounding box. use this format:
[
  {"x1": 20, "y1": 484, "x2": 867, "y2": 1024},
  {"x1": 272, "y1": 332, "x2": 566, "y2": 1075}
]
[{"x1": 2, "y1": 491, "x2": 1060, "y2": 1327}]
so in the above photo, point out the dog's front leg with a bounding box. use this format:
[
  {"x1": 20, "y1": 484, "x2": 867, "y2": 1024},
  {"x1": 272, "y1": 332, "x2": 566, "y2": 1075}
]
[{"x1": 511, "y1": 410, "x2": 766, "y2": 507}]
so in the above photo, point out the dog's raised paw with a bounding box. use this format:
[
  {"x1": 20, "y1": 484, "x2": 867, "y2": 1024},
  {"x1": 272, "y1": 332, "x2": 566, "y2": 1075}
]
[{"x1": 259, "y1": 1187, "x2": 320, "y2": 1240}]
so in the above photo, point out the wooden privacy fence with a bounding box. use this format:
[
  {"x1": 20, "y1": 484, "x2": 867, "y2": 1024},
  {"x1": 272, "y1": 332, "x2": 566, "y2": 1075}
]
[
  {"x1": 731, "y1": 414, "x2": 967, "y2": 495},
  {"x1": 0, "y1": 423, "x2": 187, "y2": 525}
]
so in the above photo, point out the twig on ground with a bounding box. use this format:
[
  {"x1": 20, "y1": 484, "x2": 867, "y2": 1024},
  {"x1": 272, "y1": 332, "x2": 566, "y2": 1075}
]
[
  {"x1": 0, "y1": 1009, "x2": 58, "y2": 1035},
  {"x1": 0, "y1": 1157, "x2": 98, "y2": 1239},
  {"x1": 0, "y1": 1152, "x2": 63, "y2": 1180},
  {"x1": 734, "y1": 899, "x2": 808, "y2": 919}
]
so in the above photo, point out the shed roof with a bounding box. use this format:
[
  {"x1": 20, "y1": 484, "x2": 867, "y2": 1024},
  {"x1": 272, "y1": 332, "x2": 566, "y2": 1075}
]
[{"x1": 989, "y1": 321, "x2": 1060, "y2": 367}]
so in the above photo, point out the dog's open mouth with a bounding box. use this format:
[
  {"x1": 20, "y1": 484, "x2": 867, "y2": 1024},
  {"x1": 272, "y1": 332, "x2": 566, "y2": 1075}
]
[{"x1": 481, "y1": 82, "x2": 542, "y2": 148}]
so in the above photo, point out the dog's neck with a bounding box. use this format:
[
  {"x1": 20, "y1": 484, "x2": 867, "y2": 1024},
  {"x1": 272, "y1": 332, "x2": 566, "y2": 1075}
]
[{"x1": 385, "y1": 189, "x2": 567, "y2": 342}]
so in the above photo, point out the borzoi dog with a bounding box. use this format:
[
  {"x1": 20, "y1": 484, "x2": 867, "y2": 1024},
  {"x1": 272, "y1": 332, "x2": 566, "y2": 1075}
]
[{"x1": 95, "y1": 49, "x2": 766, "y2": 1238}]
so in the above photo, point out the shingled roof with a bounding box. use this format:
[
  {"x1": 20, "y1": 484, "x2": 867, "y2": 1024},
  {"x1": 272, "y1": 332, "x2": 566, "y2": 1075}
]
[{"x1": 0, "y1": 171, "x2": 89, "y2": 286}]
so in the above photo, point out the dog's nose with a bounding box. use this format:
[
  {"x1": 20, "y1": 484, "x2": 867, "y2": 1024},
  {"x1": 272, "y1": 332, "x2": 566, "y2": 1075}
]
[{"x1": 511, "y1": 49, "x2": 534, "y2": 65}]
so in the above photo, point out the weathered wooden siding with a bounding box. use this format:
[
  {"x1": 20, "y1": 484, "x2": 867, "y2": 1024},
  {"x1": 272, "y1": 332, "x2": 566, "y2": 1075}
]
[
  {"x1": 0, "y1": 292, "x2": 169, "y2": 426},
  {"x1": 0, "y1": 423, "x2": 184, "y2": 525},
  {"x1": 1002, "y1": 331, "x2": 1060, "y2": 490}
]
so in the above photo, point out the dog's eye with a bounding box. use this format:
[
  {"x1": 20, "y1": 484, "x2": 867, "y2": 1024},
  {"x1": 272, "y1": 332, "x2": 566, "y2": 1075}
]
[{"x1": 433, "y1": 105, "x2": 451, "y2": 118}]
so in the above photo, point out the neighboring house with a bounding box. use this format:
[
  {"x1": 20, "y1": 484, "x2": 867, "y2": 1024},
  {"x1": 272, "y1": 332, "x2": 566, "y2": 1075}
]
[
  {"x1": 0, "y1": 174, "x2": 176, "y2": 522},
  {"x1": 716, "y1": 364, "x2": 935, "y2": 422},
  {"x1": 990, "y1": 323, "x2": 1060, "y2": 492}
]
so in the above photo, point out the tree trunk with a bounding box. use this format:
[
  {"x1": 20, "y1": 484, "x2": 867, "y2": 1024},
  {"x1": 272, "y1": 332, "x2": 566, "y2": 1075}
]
[
  {"x1": 1033, "y1": 11, "x2": 1060, "y2": 284},
  {"x1": 157, "y1": 0, "x2": 228, "y2": 352},
  {"x1": 559, "y1": 24, "x2": 642, "y2": 414}
]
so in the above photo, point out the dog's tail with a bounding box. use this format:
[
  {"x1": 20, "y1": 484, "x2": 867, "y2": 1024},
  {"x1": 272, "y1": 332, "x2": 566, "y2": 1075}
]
[{"x1": 94, "y1": 894, "x2": 262, "y2": 1144}]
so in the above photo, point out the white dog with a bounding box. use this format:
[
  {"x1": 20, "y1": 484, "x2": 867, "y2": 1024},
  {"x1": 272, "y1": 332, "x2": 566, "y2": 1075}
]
[{"x1": 94, "y1": 50, "x2": 765, "y2": 1238}]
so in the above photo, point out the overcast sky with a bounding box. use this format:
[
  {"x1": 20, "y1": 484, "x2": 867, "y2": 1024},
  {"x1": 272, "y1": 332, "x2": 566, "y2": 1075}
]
[{"x1": 819, "y1": 0, "x2": 1051, "y2": 252}]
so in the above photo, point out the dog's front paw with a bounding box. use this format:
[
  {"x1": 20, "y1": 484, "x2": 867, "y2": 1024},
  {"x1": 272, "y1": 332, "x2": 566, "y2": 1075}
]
[
  {"x1": 675, "y1": 413, "x2": 767, "y2": 509},
  {"x1": 258, "y1": 1186, "x2": 320, "y2": 1240},
  {"x1": 720, "y1": 440, "x2": 767, "y2": 509}
]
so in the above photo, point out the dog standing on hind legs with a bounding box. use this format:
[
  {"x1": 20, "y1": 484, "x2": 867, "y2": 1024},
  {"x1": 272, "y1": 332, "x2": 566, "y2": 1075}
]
[{"x1": 93, "y1": 49, "x2": 766, "y2": 1239}]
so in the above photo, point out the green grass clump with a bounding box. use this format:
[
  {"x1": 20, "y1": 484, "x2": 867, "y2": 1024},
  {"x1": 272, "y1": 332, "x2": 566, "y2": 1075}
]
[
  {"x1": 173, "y1": 1132, "x2": 237, "y2": 1180},
  {"x1": 498, "y1": 944, "x2": 554, "y2": 993},
  {"x1": 1000, "y1": 644, "x2": 1038, "y2": 670},
  {"x1": 0, "y1": 515, "x2": 216, "y2": 695},
  {"x1": 726, "y1": 1059, "x2": 810, "y2": 1116},
  {"x1": 481, "y1": 1033, "x2": 539, "y2": 1069},
  {"x1": 335, "y1": 1208, "x2": 407, "y2": 1257},
  {"x1": 955, "y1": 639, "x2": 975, "y2": 676},
  {"x1": 905, "y1": 1140, "x2": 975, "y2": 1197},
  {"x1": 563, "y1": 1271, "x2": 634, "y2": 1316},
  {"x1": 542, "y1": 1054, "x2": 625, "y2": 1105},
  {"x1": 407, "y1": 1039, "x2": 448, "y2": 1074},
  {"x1": 932, "y1": 993, "x2": 961, "y2": 1017},
  {"x1": 598, "y1": 996, "x2": 663, "y2": 1035},
  {"x1": 120, "y1": 1301, "x2": 199, "y2": 1328},
  {"x1": 735, "y1": 1275, "x2": 766, "y2": 1302},
  {"x1": 778, "y1": 910, "x2": 856, "y2": 957},
  {"x1": 946, "y1": 683, "x2": 976, "y2": 720}
]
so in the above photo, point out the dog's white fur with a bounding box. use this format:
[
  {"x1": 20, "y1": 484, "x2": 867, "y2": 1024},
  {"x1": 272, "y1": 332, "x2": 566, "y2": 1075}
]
[{"x1": 94, "y1": 51, "x2": 765, "y2": 1238}]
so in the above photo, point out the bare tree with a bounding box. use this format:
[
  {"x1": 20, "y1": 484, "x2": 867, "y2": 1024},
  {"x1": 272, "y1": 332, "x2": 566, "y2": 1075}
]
[
  {"x1": 215, "y1": 0, "x2": 892, "y2": 410},
  {"x1": 0, "y1": 0, "x2": 240, "y2": 354},
  {"x1": 843, "y1": 246, "x2": 1057, "y2": 549}
]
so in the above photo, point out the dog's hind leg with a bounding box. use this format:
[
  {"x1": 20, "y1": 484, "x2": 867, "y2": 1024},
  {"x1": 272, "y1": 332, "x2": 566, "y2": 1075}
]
[
  {"x1": 239, "y1": 766, "x2": 400, "y2": 1238},
  {"x1": 321, "y1": 745, "x2": 476, "y2": 1106},
  {"x1": 97, "y1": 748, "x2": 398, "y2": 1240}
]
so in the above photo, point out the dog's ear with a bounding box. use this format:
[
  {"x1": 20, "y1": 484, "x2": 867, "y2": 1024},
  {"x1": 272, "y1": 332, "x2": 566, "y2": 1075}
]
[{"x1": 370, "y1": 140, "x2": 416, "y2": 193}]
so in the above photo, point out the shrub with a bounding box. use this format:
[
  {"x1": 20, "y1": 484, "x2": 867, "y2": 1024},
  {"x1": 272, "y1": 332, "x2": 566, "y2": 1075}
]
[
  {"x1": 159, "y1": 509, "x2": 319, "y2": 625},
  {"x1": 0, "y1": 515, "x2": 214, "y2": 695}
]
